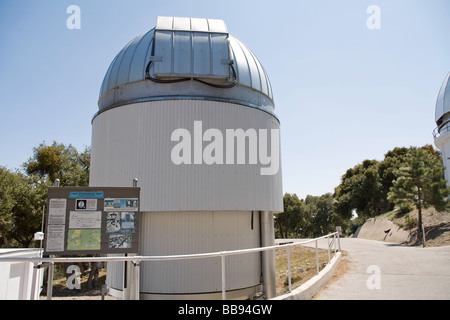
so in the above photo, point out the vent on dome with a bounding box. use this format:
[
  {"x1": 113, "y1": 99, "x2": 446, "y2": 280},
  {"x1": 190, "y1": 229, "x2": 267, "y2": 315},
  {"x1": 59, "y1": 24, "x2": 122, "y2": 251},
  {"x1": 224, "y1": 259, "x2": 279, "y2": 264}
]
[{"x1": 149, "y1": 16, "x2": 233, "y2": 81}]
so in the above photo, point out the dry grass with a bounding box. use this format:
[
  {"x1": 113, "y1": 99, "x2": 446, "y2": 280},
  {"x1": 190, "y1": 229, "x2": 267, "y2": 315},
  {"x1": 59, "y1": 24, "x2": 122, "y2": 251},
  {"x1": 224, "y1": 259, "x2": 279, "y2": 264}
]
[{"x1": 274, "y1": 244, "x2": 330, "y2": 296}]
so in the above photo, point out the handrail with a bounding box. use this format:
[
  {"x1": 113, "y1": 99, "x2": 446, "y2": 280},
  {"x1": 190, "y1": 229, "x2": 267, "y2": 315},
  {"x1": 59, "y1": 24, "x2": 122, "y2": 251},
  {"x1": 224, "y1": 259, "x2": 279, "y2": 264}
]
[
  {"x1": 0, "y1": 231, "x2": 340, "y2": 300},
  {"x1": 433, "y1": 119, "x2": 450, "y2": 139}
]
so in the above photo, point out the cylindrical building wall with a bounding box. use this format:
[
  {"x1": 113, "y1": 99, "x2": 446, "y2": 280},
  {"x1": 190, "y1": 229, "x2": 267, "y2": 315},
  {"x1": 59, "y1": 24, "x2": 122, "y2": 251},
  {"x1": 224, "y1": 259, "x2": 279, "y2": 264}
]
[
  {"x1": 90, "y1": 99, "x2": 281, "y2": 299},
  {"x1": 90, "y1": 99, "x2": 282, "y2": 212}
]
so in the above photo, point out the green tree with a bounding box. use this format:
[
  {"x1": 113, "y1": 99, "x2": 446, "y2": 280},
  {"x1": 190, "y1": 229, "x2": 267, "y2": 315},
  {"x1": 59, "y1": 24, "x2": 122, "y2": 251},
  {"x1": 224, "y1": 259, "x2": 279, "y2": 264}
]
[
  {"x1": 377, "y1": 147, "x2": 409, "y2": 212},
  {"x1": 8, "y1": 173, "x2": 47, "y2": 247},
  {"x1": 1, "y1": 142, "x2": 91, "y2": 248},
  {"x1": 0, "y1": 168, "x2": 46, "y2": 247},
  {"x1": 0, "y1": 167, "x2": 17, "y2": 246},
  {"x1": 275, "y1": 193, "x2": 311, "y2": 238},
  {"x1": 23, "y1": 141, "x2": 90, "y2": 186},
  {"x1": 334, "y1": 159, "x2": 385, "y2": 220},
  {"x1": 388, "y1": 147, "x2": 449, "y2": 245},
  {"x1": 306, "y1": 193, "x2": 333, "y2": 236}
]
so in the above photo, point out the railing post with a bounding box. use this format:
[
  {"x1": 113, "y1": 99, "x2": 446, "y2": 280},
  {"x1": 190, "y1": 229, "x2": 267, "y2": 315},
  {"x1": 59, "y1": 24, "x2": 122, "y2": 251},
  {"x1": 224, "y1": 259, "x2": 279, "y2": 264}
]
[
  {"x1": 315, "y1": 239, "x2": 319, "y2": 275},
  {"x1": 337, "y1": 231, "x2": 341, "y2": 252},
  {"x1": 287, "y1": 246, "x2": 292, "y2": 292},
  {"x1": 334, "y1": 234, "x2": 337, "y2": 255},
  {"x1": 327, "y1": 236, "x2": 331, "y2": 264},
  {"x1": 47, "y1": 259, "x2": 54, "y2": 300},
  {"x1": 30, "y1": 262, "x2": 39, "y2": 300},
  {"x1": 221, "y1": 254, "x2": 226, "y2": 300}
]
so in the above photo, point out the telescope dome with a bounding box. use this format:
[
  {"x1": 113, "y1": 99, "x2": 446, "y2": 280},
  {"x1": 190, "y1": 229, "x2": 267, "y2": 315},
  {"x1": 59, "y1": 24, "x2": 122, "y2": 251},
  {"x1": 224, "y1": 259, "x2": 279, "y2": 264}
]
[
  {"x1": 435, "y1": 72, "x2": 450, "y2": 127},
  {"x1": 97, "y1": 16, "x2": 274, "y2": 117}
]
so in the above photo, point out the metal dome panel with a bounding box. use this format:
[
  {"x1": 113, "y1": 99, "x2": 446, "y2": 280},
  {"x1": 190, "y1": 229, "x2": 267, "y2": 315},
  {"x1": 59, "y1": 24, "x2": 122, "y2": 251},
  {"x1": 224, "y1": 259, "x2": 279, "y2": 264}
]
[
  {"x1": 99, "y1": 29, "x2": 154, "y2": 97},
  {"x1": 152, "y1": 27, "x2": 230, "y2": 79},
  {"x1": 436, "y1": 72, "x2": 450, "y2": 123}
]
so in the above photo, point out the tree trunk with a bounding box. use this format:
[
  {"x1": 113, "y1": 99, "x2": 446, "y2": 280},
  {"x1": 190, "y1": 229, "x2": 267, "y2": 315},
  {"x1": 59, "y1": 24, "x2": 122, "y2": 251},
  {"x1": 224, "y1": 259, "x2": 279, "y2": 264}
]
[
  {"x1": 1, "y1": 230, "x2": 9, "y2": 247},
  {"x1": 87, "y1": 262, "x2": 99, "y2": 289},
  {"x1": 416, "y1": 185, "x2": 425, "y2": 247}
]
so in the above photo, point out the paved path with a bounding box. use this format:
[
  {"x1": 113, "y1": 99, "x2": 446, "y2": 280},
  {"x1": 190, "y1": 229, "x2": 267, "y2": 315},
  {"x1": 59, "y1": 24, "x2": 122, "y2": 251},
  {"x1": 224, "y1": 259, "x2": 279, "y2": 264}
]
[{"x1": 289, "y1": 238, "x2": 450, "y2": 300}]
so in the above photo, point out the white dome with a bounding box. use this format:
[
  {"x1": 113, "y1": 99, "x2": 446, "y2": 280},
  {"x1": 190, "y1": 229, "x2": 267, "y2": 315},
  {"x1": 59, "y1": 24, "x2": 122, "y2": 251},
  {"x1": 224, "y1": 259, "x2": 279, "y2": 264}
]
[
  {"x1": 435, "y1": 72, "x2": 450, "y2": 125},
  {"x1": 97, "y1": 16, "x2": 274, "y2": 117}
]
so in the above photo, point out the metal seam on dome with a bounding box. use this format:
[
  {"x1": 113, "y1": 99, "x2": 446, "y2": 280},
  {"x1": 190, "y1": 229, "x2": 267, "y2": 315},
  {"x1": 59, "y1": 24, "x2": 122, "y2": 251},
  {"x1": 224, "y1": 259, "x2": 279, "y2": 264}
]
[
  {"x1": 100, "y1": 53, "x2": 120, "y2": 98},
  {"x1": 143, "y1": 30, "x2": 155, "y2": 79},
  {"x1": 135, "y1": 30, "x2": 155, "y2": 81},
  {"x1": 99, "y1": 55, "x2": 117, "y2": 99},
  {"x1": 247, "y1": 43, "x2": 263, "y2": 92},
  {"x1": 127, "y1": 31, "x2": 150, "y2": 84},
  {"x1": 114, "y1": 37, "x2": 139, "y2": 90},
  {"x1": 264, "y1": 65, "x2": 273, "y2": 100},
  {"x1": 121, "y1": 35, "x2": 141, "y2": 85},
  {"x1": 443, "y1": 74, "x2": 449, "y2": 117},
  {"x1": 436, "y1": 72, "x2": 450, "y2": 124},
  {"x1": 109, "y1": 38, "x2": 136, "y2": 92},
  {"x1": 235, "y1": 37, "x2": 252, "y2": 88},
  {"x1": 106, "y1": 46, "x2": 126, "y2": 93}
]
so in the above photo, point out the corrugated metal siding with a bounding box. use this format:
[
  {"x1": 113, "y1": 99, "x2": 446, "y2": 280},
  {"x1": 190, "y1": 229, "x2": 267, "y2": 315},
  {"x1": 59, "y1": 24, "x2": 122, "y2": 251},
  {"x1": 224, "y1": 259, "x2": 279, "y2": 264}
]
[
  {"x1": 90, "y1": 100, "x2": 283, "y2": 212},
  {"x1": 105, "y1": 211, "x2": 261, "y2": 294},
  {"x1": 105, "y1": 254, "x2": 124, "y2": 291},
  {"x1": 139, "y1": 211, "x2": 261, "y2": 294}
]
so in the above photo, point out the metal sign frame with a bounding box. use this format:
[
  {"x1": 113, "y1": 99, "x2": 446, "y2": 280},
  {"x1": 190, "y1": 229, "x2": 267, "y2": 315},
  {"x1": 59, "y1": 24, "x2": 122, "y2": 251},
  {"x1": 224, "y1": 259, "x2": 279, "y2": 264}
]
[{"x1": 44, "y1": 186, "x2": 140, "y2": 256}]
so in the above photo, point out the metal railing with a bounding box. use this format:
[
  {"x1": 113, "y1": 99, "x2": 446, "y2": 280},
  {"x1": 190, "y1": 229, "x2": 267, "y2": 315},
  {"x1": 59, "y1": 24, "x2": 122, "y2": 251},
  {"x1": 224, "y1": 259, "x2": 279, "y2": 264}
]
[
  {"x1": 0, "y1": 231, "x2": 340, "y2": 300},
  {"x1": 276, "y1": 232, "x2": 340, "y2": 293},
  {"x1": 433, "y1": 120, "x2": 450, "y2": 139}
]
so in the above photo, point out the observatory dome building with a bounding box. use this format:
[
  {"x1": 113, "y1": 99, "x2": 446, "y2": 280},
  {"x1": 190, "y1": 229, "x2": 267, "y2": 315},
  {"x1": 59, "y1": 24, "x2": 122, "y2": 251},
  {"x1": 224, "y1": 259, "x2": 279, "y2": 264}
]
[
  {"x1": 434, "y1": 72, "x2": 450, "y2": 185},
  {"x1": 90, "y1": 16, "x2": 283, "y2": 299}
]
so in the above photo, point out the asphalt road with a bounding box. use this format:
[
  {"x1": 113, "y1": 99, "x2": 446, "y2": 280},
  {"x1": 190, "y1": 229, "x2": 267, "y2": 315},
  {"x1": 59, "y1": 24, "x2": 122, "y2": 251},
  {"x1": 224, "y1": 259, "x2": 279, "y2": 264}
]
[{"x1": 291, "y1": 238, "x2": 450, "y2": 300}]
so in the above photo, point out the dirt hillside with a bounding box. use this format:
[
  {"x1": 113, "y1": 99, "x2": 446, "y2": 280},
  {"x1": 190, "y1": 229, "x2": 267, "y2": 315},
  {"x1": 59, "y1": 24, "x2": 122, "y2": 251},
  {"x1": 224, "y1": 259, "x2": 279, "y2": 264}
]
[{"x1": 353, "y1": 208, "x2": 450, "y2": 247}]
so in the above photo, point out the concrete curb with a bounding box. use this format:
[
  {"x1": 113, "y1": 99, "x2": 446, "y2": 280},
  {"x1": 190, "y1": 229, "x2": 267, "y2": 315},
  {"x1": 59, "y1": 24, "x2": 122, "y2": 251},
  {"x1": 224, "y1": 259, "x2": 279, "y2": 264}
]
[{"x1": 270, "y1": 252, "x2": 342, "y2": 300}]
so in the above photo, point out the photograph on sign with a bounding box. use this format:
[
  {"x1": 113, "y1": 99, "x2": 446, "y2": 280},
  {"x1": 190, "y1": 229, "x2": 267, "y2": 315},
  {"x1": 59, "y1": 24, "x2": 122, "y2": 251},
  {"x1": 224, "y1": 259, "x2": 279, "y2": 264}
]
[
  {"x1": 109, "y1": 234, "x2": 132, "y2": 249},
  {"x1": 67, "y1": 229, "x2": 101, "y2": 251},
  {"x1": 104, "y1": 198, "x2": 138, "y2": 211},
  {"x1": 106, "y1": 212, "x2": 136, "y2": 234},
  {"x1": 75, "y1": 198, "x2": 97, "y2": 211}
]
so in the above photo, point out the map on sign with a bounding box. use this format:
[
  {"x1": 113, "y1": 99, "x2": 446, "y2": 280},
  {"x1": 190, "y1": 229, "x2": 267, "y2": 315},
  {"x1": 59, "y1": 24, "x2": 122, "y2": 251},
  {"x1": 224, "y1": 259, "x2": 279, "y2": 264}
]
[{"x1": 67, "y1": 229, "x2": 101, "y2": 251}]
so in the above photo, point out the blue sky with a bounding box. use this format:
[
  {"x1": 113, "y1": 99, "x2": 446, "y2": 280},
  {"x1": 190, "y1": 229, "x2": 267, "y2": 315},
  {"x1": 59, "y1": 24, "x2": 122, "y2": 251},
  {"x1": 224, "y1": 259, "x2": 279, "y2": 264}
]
[{"x1": 0, "y1": 0, "x2": 449, "y2": 199}]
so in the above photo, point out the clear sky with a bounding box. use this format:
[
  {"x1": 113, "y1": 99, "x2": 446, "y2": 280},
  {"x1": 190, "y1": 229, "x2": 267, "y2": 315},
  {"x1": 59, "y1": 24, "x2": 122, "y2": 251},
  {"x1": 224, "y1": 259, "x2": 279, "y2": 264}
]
[{"x1": 0, "y1": 0, "x2": 449, "y2": 199}]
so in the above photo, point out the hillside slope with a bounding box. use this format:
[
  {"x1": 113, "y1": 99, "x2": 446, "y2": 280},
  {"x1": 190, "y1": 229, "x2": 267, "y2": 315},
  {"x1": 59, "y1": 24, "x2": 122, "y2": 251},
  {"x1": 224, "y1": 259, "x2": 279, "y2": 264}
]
[{"x1": 353, "y1": 208, "x2": 450, "y2": 247}]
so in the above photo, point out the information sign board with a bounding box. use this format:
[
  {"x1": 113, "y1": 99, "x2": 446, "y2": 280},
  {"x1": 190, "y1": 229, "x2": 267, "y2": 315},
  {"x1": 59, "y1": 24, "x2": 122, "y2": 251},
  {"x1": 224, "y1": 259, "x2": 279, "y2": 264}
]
[{"x1": 44, "y1": 187, "x2": 140, "y2": 256}]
